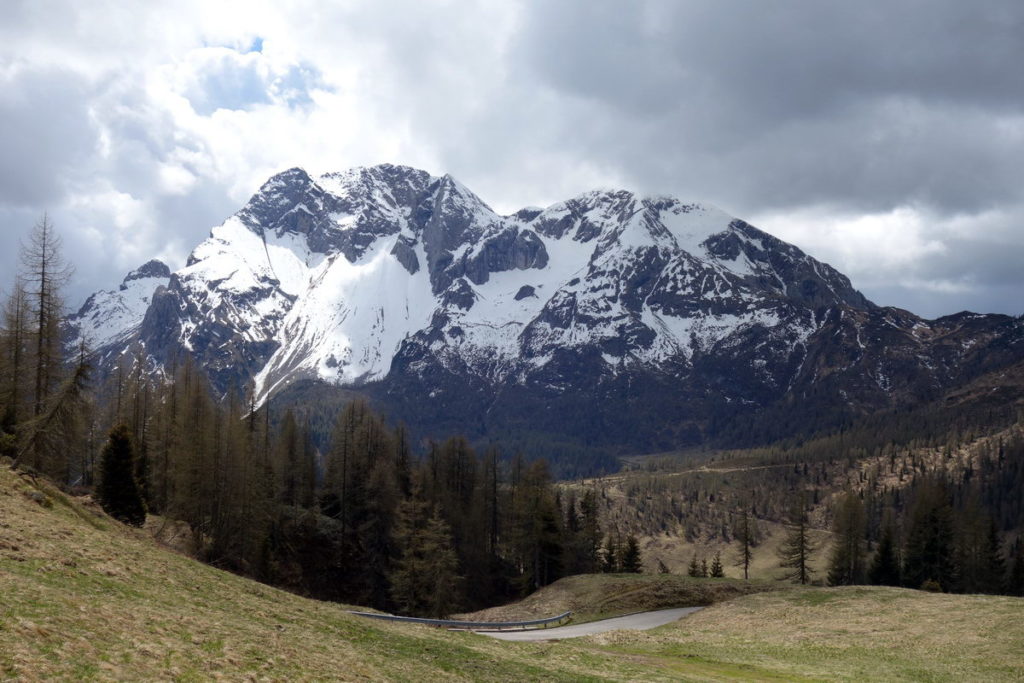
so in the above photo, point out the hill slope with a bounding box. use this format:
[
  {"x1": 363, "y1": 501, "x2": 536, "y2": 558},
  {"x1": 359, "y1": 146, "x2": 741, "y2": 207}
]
[
  {"x1": 0, "y1": 464, "x2": 644, "y2": 681},
  {"x1": 3, "y1": 463, "x2": 1023, "y2": 681}
]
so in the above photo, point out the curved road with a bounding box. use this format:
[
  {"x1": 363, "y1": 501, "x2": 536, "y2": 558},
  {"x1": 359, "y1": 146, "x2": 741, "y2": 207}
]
[{"x1": 476, "y1": 606, "x2": 703, "y2": 641}]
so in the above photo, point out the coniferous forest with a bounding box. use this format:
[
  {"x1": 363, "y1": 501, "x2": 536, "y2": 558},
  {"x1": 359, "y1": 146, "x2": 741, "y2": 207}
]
[
  {"x1": 2, "y1": 216, "x2": 1022, "y2": 620},
  {"x1": 601, "y1": 409, "x2": 1024, "y2": 597}
]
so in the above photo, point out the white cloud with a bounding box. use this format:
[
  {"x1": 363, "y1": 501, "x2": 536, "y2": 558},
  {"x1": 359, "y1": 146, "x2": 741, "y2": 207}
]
[{"x1": 0, "y1": 0, "x2": 1021, "y2": 321}]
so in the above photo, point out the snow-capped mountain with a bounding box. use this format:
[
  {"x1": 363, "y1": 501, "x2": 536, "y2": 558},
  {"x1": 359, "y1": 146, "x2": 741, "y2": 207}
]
[
  {"x1": 68, "y1": 164, "x2": 1024, "y2": 454},
  {"x1": 71, "y1": 260, "x2": 171, "y2": 358}
]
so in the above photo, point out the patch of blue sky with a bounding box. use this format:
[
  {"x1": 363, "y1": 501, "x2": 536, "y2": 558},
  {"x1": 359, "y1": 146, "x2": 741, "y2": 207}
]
[
  {"x1": 269, "y1": 64, "x2": 325, "y2": 109},
  {"x1": 186, "y1": 51, "x2": 326, "y2": 115},
  {"x1": 188, "y1": 56, "x2": 272, "y2": 115}
]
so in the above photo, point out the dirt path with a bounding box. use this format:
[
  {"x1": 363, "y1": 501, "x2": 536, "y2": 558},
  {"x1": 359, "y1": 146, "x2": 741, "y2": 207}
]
[{"x1": 476, "y1": 606, "x2": 703, "y2": 641}]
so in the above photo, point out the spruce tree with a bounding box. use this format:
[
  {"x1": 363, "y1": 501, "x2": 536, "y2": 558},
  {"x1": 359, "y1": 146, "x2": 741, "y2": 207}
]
[
  {"x1": 97, "y1": 424, "x2": 146, "y2": 526},
  {"x1": 390, "y1": 491, "x2": 461, "y2": 618},
  {"x1": 688, "y1": 554, "x2": 701, "y2": 577},
  {"x1": 868, "y1": 522, "x2": 901, "y2": 586},
  {"x1": 903, "y1": 478, "x2": 955, "y2": 591},
  {"x1": 620, "y1": 535, "x2": 643, "y2": 573},
  {"x1": 510, "y1": 459, "x2": 564, "y2": 591},
  {"x1": 953, "y1": 497, "x2": 989, "y2": 593}
]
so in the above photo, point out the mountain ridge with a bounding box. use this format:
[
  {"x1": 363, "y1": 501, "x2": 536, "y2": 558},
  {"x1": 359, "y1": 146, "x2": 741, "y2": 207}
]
[{"x1": 68, "y1": 164, "x2": 1024, "y2": 460}]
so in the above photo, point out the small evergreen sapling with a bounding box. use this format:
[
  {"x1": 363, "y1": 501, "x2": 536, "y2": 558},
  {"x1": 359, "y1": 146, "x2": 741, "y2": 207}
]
[{"x1": 710, "y1": 551, "x2": 725, "y2": 578}]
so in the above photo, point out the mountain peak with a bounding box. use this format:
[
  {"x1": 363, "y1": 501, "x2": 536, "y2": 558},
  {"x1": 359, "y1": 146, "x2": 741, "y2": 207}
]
[{"x1": 120, "y1": 259, "x2": 171, "y2": 289}]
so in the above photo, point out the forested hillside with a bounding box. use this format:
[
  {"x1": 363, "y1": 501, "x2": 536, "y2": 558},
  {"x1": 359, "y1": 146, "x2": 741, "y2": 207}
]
[{"x1": 584, "y1": 391, "x2": 1024, "y2": 595}]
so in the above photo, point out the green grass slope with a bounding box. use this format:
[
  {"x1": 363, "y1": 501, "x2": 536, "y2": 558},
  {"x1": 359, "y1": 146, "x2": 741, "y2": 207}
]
[
  {"x1": 0, "y1": 465, "x2": 651, "y2": 681},
  {"x1": 3, "y1": 465, "x2": 1022, "y2": 681},
  {"x1": 598, "y1": 586, "x2": 1024, "y2": 681}
]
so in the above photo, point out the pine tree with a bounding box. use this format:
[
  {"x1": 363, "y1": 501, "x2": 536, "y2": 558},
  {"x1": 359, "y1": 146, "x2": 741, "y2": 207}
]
[
  {"x1": 779, "y1": 491, "x2": 815, "y2": 584},
  {"x1": 687, "y1": 554, "x2": 701, "y2": 577},
  {"x1": 699, "y1": 556, "x2": 709, "y2": 577},
  {"x1": 710, "y1": 551, "x2": 725, "y2": 578},
  {"x1": 827, "y1": 490, "x2": 867, "y2": 586},
  {"x1": 97, "y1": 424, "x2": 146, "y2": 526},
  {"x1": 620, "y1": 535, "x2": 643, "y2": 573}
]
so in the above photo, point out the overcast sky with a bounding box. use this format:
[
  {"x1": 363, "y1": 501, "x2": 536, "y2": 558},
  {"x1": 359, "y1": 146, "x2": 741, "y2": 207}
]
[{"x1": 1, "y1": 0, "x2": 1021, "y2": 318}]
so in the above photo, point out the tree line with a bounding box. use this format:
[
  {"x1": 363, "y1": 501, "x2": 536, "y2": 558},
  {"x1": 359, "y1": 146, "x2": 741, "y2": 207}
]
[{"x1": 817, "y1": 468, "x2": 1024, "y2": 595}]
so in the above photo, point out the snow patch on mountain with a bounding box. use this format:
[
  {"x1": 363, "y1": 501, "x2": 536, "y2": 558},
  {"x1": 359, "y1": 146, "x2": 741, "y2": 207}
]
[
  {"x1": 71, "y1": 164, "x2": 892, "y2": 412},
  {"x1": 252, "y1": 234, "x2": 437, "y2": 398}
]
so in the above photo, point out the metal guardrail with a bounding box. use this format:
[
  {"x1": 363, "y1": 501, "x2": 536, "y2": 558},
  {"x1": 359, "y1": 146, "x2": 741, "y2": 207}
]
[{"x1": 347, "y1": 610, "x2": 573, "y2": 631}]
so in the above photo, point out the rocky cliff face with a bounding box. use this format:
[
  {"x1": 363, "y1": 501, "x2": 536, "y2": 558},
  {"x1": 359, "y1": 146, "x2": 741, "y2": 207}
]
[{"x1": 68, "y1": 164, "x2": 1024, "y2": 455}]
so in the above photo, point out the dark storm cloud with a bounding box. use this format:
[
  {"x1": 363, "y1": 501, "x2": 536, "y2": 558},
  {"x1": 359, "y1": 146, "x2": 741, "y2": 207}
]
[
  {"x1": 508, "y1": 0, "x2": 1024, "y2": 213},
  {"x1": 439, "y1": 0, "x2": 1022, "y2": 317}
]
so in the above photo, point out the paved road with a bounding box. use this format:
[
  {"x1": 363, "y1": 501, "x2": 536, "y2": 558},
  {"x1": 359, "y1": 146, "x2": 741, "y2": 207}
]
[{"x1": 476, "y1": 606, "x2": 703, "y2": 641}]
